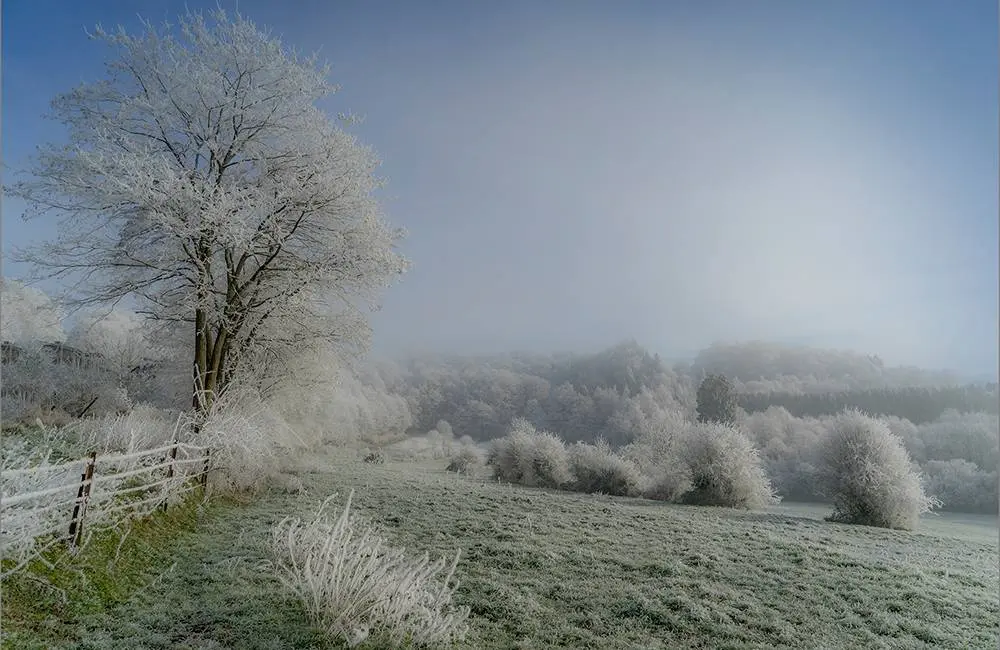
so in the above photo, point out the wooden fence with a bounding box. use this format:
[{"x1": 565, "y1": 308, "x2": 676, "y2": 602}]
[{"x1": 1, "y1": 440, "x2": 212, "y2": 578}]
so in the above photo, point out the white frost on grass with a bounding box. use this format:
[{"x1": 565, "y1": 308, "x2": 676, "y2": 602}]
[{"x1": 270, "y1": 489, "x2": 469, "y2": 648}]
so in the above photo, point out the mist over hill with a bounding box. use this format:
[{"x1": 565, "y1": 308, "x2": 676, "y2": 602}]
[{"x1": 684, "y1": 341, "x2": 976, "y2": 392}]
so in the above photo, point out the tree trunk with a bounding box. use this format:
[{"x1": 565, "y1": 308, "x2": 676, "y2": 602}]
[
  {"x1": 193, "y1": 307, "x2": 209, "y2": 412},
  {"x1": 203, "y1": 324, "x2": 230, "y2": 405},
  {"x1": 192, "y1": 239, "x2": 217, "y2": 416}
]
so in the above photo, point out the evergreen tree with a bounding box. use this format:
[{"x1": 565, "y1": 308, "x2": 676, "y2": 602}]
[{"x1": 696, "y1": 374, "x2": 738, "y2": 425}]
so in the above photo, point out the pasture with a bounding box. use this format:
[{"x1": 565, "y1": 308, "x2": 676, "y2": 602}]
[{"x1": 4, "y1": 456, "x2": 997, "y2": 649}]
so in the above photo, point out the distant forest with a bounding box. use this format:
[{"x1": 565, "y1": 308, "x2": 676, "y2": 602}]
[
  {"x1": 380, "y1": 341, "x2": 997, "y2": 441},
  {"x1": 376, "y1": 341, "x2": 997, "y2": 513},
  {"x1": 738, "y1": 384, "x2": 998, "y2": 424}
]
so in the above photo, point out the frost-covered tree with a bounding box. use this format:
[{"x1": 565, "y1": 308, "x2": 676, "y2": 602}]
[
  {"x1": 915, "y1": 410, "x2": 999, "y2": 473},
  {"x1": 9, "y1": 9, "x2": 408, "y2": 415},
  {"x1": 68, "y1": 308, "x2": 153, "y2": 381},
  {"x1": 696, "y1": 374, "x2": 738, "y2": 425},
  {"x1": 0, "y1": 280, "x2": 136, "y2": 420},
  {"x1": 921, "y1": 459, "x2": 998, "y2": 514},
  {"x1": 264, "y1": 350, "x2": 413, "y2": 449},
  {"x1": 0, "y1": 279, "x2": 66, "y2": 345}
]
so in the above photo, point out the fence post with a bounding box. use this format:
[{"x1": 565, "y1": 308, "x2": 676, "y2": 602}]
[
  {"x1": 161, "y1": 440, "x2": 179, "y2": 513},
  {"x1": 68, "y1": 451, "x2": 97, "y2": 549}
]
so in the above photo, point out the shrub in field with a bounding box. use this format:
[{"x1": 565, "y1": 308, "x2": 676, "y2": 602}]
[
  {"x1": 446, "y1": 444, "x2": 483, "y2": 474},
  {"x1": 818, "y1": 409, "x2": 939, "y2": 530},
  {"x1": 638, "y1": 458, "x2": 692, "y2": 503},
  {"x1": 568, "y1": 440, "x2": 643, "y2": 496},
  {"x1": 621, "y1": 412, "x2": 692, "y2": 502},
  {"x1": 679, "y1": 422, "x2": 779, "y2": 509},
  {"x1": 270, "y1": 490, "x2": 469, "y2": 648},
  {"x1": 363, "y1": 452, "x2": 385, "y2": 465},
  {"x1": 488, "y1": 418, "x2": 573, "y2": 489}
]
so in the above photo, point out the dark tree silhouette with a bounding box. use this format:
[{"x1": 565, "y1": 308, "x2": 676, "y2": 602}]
[
  {"x1": 696, "y1": 374, "x2": 738, "y2": 425},
  {"x1": 736, "y1": 384, "x2": 998, "y2": 424}
]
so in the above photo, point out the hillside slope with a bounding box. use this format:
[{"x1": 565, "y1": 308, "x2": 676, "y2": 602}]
[{"x1": 17, "y1": 457, "x2": 998, "y2": 649}]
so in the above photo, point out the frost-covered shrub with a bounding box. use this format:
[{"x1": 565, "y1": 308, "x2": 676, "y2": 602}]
[
  {"x1": 71, "y1": 404, "x2": 178, "y2": 455},
  {"x1": 271, "y1": 490, "x2": 469, "y2": 648},
  {"x1": 640, "y1": 463, "x2": 692, "y2": 503},
  {"x1": 679, "y1": 422, "x2": 779, "y2": 509},
  {"x1": 568, "y1": 440, "x2": 643, "y2": 496},
  {"x1": 488, "y1": 418, "x2": 573, "y2": 489},
  {"x1": 446, "y1": 444, "x2": 483, "y2": 474},
  {"x1": 193, "y1": 387, "x2": 287, "y2": 494},
  {"x1": 818, "y1": 409, "x2": 939, "y2": 530},
  {"x1": 621, "y1": 411, "x2": 692, "y2": 502},
  {"x1": 0, "y1": 287, "x2": 150, "y2": 420}
]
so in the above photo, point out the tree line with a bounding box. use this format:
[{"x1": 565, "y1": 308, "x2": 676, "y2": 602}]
[{"x1": 737, "y1": 384, "x2": 998, "y2": 424}]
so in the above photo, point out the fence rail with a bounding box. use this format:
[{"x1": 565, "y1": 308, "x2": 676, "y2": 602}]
[{"x1": 1, "y1": 439, "x2": 212, "y2": 578}]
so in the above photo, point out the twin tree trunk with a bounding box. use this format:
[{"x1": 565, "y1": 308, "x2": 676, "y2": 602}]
[
  {"x1": 192, "y1": 242, "x2": 235, "y2": 416},
  {"x1": 193, "y1": 306, "x2": 231, "y2": 415}
]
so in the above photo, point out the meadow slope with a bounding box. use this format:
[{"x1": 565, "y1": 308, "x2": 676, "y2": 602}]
[{"x1": 22, "y1": 457, "x2": 999, "y2": 649}]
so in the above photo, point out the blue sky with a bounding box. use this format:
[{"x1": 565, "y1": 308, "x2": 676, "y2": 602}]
[{"x1": 3, "y1": 1, "x2": 997, "y2": 377}]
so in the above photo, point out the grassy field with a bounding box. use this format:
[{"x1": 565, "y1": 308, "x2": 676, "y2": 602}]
[{"x1": 6, "y1": 456, "x2": 998, "y2": 649}]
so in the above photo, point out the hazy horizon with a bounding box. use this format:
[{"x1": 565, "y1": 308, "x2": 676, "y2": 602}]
[{"x1": 3, "y1": 0, "x2": 997, "y2": 378}]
